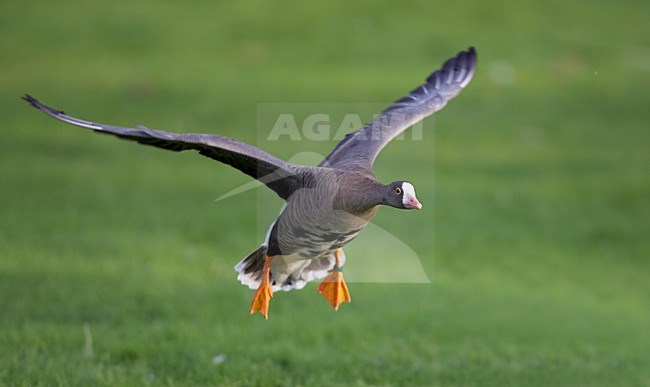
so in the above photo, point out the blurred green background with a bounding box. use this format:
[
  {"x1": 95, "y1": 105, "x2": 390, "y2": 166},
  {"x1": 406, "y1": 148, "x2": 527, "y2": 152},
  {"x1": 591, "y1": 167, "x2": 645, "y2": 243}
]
[{"x1": 1, "y1": 1, "x2": 649, "y2": 385}]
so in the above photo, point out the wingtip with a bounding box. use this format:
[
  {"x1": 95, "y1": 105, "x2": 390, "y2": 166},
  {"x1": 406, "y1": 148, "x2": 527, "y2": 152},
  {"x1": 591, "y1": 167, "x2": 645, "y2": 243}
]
[
  {"x1": 22, "y1": 94, "x2": 39, "y2": 107},
  {"x1": 457, "y1": 46, "x2": 477, "y2": 64},
  {"x1": 466, "y1": 46, "x2": 477, "y2": 64},
  {"x1": 425, "y1": 46, "x2": 478, "y2": 88},
  {"x1": 21, "y1": 94, "x2": 67, "y2": 117},
  {"x1": 456, "y1": 46, "x2": 477, "y2": 88},
  {"x1": 461, "y1": 46, "x2": 477, "y2": 65}
]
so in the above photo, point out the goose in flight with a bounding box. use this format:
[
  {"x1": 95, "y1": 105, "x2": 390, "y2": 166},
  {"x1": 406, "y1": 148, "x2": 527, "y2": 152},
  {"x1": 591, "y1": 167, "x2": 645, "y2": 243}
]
[{"x1": 23, "y1": 47, "x2": 477, "y2": 319}]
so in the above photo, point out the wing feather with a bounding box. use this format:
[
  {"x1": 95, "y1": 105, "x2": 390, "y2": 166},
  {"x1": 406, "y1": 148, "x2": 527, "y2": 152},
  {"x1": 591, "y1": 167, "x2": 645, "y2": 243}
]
[
  {"x1": 320, "y1": 47, "x2": 477, "y2": 170},
  {"x1": 23, "y1": 95, "x2": 301, "y2": 200}
]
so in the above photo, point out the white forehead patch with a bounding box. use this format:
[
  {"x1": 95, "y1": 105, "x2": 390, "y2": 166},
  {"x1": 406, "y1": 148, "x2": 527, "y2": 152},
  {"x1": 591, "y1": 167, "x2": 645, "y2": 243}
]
[{"x1": 401, "y1": 182, "x2": 417, "y2": 205}]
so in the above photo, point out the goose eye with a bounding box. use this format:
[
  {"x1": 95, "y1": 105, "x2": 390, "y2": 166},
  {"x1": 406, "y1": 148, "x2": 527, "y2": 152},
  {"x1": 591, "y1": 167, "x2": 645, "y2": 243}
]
[{"x1": 395, "y1": 187, "x2": 402, "y2": 195}]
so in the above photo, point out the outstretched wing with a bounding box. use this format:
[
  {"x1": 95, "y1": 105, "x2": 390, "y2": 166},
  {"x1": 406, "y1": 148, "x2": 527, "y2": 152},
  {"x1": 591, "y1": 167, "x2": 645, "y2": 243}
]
[
  {"x1": 23, "y1": 95, "x2": 301, "y2": 200},
  {"x1": 320, "y1": 47, "x2": 477, "y2": 170}
]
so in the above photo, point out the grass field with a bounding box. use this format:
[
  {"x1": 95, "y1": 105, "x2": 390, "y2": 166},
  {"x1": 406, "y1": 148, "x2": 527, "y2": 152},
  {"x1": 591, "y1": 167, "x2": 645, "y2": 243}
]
[{"x1": 1, "y1": 1, "x2": 649, "y2": 385}]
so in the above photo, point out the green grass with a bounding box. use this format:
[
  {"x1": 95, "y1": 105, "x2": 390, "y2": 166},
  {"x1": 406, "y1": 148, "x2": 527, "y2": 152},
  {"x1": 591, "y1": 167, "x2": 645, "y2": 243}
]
[{"x1": 1, "y1": 0, "x2": 649, "y2": 385}]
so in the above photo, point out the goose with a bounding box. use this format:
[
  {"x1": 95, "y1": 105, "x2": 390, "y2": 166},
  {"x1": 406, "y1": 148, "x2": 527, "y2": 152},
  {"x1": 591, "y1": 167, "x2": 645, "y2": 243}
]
[{"x1": 23, "y1": 47, "x2": 477, "y2": 319}]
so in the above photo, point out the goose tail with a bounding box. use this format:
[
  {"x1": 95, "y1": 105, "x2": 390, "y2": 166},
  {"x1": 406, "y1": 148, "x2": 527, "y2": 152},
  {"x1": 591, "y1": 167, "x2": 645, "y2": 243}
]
[
  {"x1": 234, "y1": 245, "x2": 268, "y2": 290},
  {"x1": 234, "y1": 247, "x2": 346, "y2": 292}
]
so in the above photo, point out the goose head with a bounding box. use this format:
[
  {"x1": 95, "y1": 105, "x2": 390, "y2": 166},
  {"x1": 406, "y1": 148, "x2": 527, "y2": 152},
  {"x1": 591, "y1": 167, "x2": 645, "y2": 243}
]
[{"x1": 385, "y1": 181, "x2": 422, "y2": 210}]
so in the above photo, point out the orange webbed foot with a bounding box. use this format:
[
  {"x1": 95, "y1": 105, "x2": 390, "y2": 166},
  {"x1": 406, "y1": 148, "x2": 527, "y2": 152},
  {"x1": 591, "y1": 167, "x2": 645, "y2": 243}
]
[
  {"x1": 318, "y1": 267, "x2": 351, "y2": 311},
  {"x1": 250, "y1": 280, "x2": 273, "y2": 319},
  {"x1": 249, "y1": 255, "x2": 274, "y2": 319}
]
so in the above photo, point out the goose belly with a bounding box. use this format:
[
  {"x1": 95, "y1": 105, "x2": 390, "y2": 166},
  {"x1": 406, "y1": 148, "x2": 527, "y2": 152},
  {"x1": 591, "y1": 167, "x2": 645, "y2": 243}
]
[{"x1": 274, "y1": 208, "x2": 368, "y2": 260}]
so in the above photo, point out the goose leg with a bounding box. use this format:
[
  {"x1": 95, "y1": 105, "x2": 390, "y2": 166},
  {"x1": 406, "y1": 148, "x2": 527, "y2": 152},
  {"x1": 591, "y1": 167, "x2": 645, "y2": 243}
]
[
  {"x1": 318, "y1": 248, "x2": 351, "y2": 310},
  {"x1": 250, "y1": 255, "x2": 274, "y2": 319}
]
